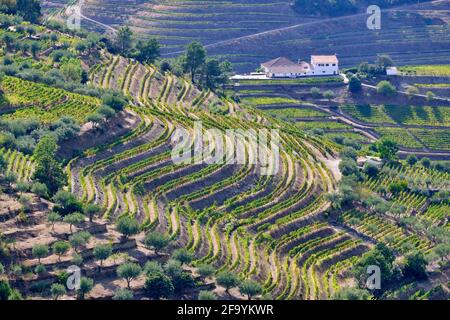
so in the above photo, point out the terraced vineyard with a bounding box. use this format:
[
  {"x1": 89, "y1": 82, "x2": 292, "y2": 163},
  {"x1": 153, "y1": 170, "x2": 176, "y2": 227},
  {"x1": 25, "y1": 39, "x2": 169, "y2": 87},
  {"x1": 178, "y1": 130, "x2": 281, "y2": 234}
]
[
  {"x1": 64, "y1": 0, "x2": 450, "y2": 71},
  {"x1": 0, "y1": 76, "x2": 101, "y2": 124},
  {"x1": 59, "y1": 53, "x2": 374, "y2": 299}
]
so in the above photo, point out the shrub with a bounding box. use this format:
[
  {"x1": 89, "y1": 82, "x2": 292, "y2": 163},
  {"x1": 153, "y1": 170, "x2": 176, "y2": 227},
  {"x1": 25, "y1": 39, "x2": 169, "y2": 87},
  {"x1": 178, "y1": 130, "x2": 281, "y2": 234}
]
[
  {"x1": 198, "y1": 290, "x2": 217, "y2": 300},
  {"x1": 376, "y1": 81, "x2": 397, "y2": 96}
]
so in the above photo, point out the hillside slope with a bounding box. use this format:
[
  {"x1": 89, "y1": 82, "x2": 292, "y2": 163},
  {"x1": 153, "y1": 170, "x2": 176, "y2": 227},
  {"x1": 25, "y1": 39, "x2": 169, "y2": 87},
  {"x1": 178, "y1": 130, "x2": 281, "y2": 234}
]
[{"x1": 46, "y1": 0, "x2": 450, "y2": 71}]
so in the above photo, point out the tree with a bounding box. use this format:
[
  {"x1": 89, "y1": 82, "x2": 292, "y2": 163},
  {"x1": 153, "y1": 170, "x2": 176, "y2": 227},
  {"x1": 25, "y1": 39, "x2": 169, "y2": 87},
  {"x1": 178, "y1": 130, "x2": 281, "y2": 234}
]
[
  {"x1": 425, "y1": 91, "x2": 435, "y2": 102},
  {"x1": 93, "y1": 244, "x2": 112, "y2": 269},
  {"x1": 51, "y1": 283, "x2": 66, "y2": 300},
  {"x1": 203, "y1": 59, "x2": 222, "y2": 88},
  {"x1": 239, "y1": 279, "x2": 262, "y2": 300},
  {"x1": 0, "y1": 280, "x2": 12, "y2": 301},
  {"x1": 406, "y1": 154, "x2": 418, "y2": 166},
  {"x1": 376, "y1": 54, "x2": 394, "y2": 68},
  {"x1": 63, "y1": 212, "x2": 85, "y2": 233},
  {"x1": 339, "y1": 159, "x2": 359, "y2": 176},
  {"x1": 135, "y1": 38, "x2": 160, "y2": 64},
  {"x1": 420, "y1": 157, "x2": 431, "y2": 168},
  {"x1": 33, "y1": 135, "x2": 66, "y2": 194},
  {"x1": 376, "y1": 80, "x2": 397, "y2": 96},
  {"x1": 52, "y1": 241, "x2": 70, "y2": 262},
  {"x1": 198, "y1": 290, "x2": 217, "y2": 300},
  {"x1": 77, "y1": 277, "x2": 94, "y2": 300},
  {"x1": 30, "y1": 42, "x2": 41, "y2": 59},
  {"x1": 184, "y1": 41, "x2": 206, "y2": 83},
  {"x1": 363, "y1": 163, "x2": 379, "y2": 178},
  {"x1": 47, "y1": 211, "x2": 61, "y2": 231},
  {"x1": 323, "y1": 90, "x2": 335, "y2": 101},
  {"x1": 406, "y1": 86, "x2": 419, "y2": 99},
  {"x1": 348, "y1": 75, "x2": 362, "y2": 93},
  {"x1": 403, "y1": 252, "x2": 428, "y2": 280},
  {"x1": 333, "y1": 287, "x2": 372, "y2": 300},
  {"x1": 16, "y1": 0, "x2": 42, "y2": 23},
  {"x1": 102, "y1": 93, "x2": 127, "y2": 111},
  {"x1": 116, "y1": 216, "x2": 140, "y2": 240},
  {"x1": 145, "y1": 272, "x2": 174, "y2": 299},
  {"x1": 32, "y1": 244, "x2": 49, "y2": 264},
  {"x1": 53, "y1": 190, "x2": 83, "y2": 215},
  {"x1": 87, "y1": 113, "x2": 103, "y2": 129},
  {"x1": 117, "y1": 262, "x2": 142, "y2": 289},
  {"x1": 197, "y1": 264, "x2": 215, "y2": 280},
  {"x1": 115, "y1": 26, "x2": 133, "y2": 55},
  {"x1": 172, "y1": 248, "x2": 193, "y2": 266},
  {"x1": 113, "y1": 288, "x2": 133, "y2": 300},
  {"x1": 84, "y1": 203, "x2": 101, "y2": 223},
  {"x1": 31, "y1": 182, "x2": 48, "y2": 198},
  {"x1": 60, "y1": 58, "x2": 83, "y2": 83},
  {"x1": 69, "y1": 231, "x2": 91, "y2": 253},
  {"x1": 216, "y1": 271, "x2": 239, "y2": 294},
  {"x1": 144, "y1": 231, "x2": 170, "y2": 256},
  {"x1": 376, "y1": 139, "x2": 398, "y2": 161},
  {"x1": 310, "y1": 87, "x2": 321, "y2": 98},
  {"x1": 353, "y1": 243, "x2": 397, "y2": 291},
  {"x1": 433, "y1": 243, "x2": 450, "y2": 263}
]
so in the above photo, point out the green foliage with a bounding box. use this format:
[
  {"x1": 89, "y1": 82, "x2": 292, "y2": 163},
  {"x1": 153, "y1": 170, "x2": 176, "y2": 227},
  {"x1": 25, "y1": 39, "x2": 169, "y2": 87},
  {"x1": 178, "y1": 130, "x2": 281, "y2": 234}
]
[
  {"x1": 144, "y1": 231, "x2": 170, "y2": 255},
  {"x1": 216, "y1": 271, "x2": 240, "y2": 293},
  {"x1": 53, "y1": 190, "x2": 83, "y2": 215},
  {"x1": 115, "y1": 26, "x2": 133, "y2": 55},
  {"x1": 0, "y1": 279, "x2": 12, "y2": 300},
  {"x1": 93, "y1": 243, "x2": 112, "y2": 267},
  {"x1": 172, "y1": 248, "x2": 193, "y2": 265},
  {"x1": 198, "y1": 290, "x2": 217, "y2": 300},
  {"x1": 33, "y1": 135, "x2": 66, "y2": 194},
  {"x1": 376, "y1": 81, "x2": 397, "y2": 96},
  {"x1": 376, "y1": 139, "x2": 399, "y2": 161},
  {"x1": 135, "y1": 38, "x2": 160, "y2": 64},
  {"x1": 348, "y1": 75, "x2": 362, "y2": 93},
  {"x1": 402, "y1": 252, "x2": 428, "y2": 280},
  {"x1": 84, "y1": 203, "x2": 101, "y2": 222},
  {"x1": 239, "y1": 279, "x2": 262, "y2": 300},
  {"x1": 353, "y1": 243, "x2": 397, "y2": 291},
  {"x1": 63, "y1": 212, "x2": 85, "y2": 233},
  {"x1": 116, "y1": 216, "x2": 140, "y2": 240},
  {"x1": 144, "y1": 272, "x2": 174, "y2": 299},
  {"x1": 113, "y1": 288, "x2": 133, "y2": 300},
  {"x1": 333, "y1": 287, "x2": 372, "y2": 300},
  {"x1": 69, "y1": 231, "x2": 91, "y2": 253},
  {"x1": 183, "y1": 41, "x2": 206, "y2": 83},
  {"x1": 52, "y1": 241, "x2": 70, "y2": 261},
  {"x1": 117, "y1": 263, "x2": 142, "y2": 289},
  {"x1": 77, "y1": 277, "x2": 94, "y2": 300},
  {"x1": 50, "y1": 283, "x2": 66, "y2": 300},
  {"x1": 32, "y1": 244, "x2": 49, "y2": 263}
]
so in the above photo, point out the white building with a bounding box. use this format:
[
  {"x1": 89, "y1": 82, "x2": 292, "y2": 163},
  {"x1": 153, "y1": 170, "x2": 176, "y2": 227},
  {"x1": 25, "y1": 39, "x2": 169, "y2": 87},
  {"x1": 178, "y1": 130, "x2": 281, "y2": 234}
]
[
  {"x1": 386, "y1": 67, "x2": 398, "y2": 76},
  {"x1": 260, "y1": 55, "x2": 339, "y2": 78},
  {"x1": 261, "y1": 57, "x2": 307, "y2": 78},
  {"x1": 310, "y1": 55, "x2": 339, "y2": 76}
]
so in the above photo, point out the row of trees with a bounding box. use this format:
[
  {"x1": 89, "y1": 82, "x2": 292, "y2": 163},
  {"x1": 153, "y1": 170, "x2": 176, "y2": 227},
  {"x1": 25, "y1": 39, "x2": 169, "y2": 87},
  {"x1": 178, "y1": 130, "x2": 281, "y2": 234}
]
[
  {"x1": 111, "y1": 27, "x2": 232, "y2": 90},
  {"x1": 0, "y1": 0, "x2": 41, "y2": 23}
]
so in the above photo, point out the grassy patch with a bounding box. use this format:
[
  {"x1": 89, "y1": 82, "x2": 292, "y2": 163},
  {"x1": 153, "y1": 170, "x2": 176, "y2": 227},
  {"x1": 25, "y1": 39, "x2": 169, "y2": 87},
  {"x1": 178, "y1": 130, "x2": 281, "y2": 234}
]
[
  {"x1": 384, "y1": 105, "x2": 450, "y2": 127},
  {"x1": 399, "y1": 65, "x2": 450, "y2": 76},
  {"x1": 375, "y1": 127, "x2": 424, "y2": 149},
  {"x1": 341, "y1": 105, "x2": 395, "y2": 124}
]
